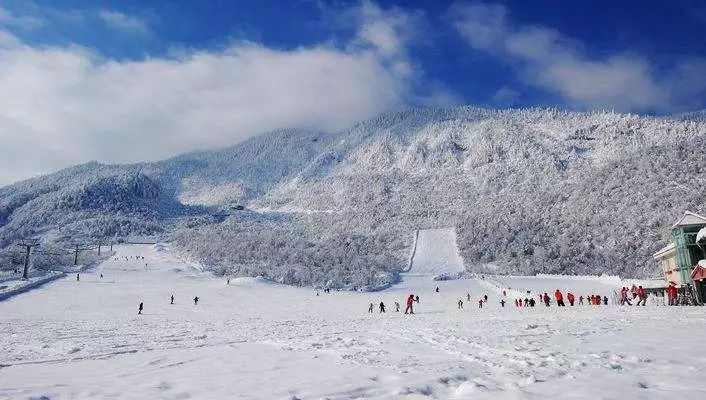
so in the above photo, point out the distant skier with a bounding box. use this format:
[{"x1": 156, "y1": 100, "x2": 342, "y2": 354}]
[
  {"x1": 567, "y1": 292, "x2": 575, "y2": 306},
  {"x1": 138, "y1": 302, "x2": 143, "y2": 315},
  {"x1": 227, "y1": 278, "x2": 230, "y2": 285},
  {"x1": 483, "y1": 294, "x2": 488, "y2": 302},
  {"x1": 529, "y1": 298, "x2": 536, "y2": 307},
  {"x1": 467, "y1": 293, "x2": 471, "y2": 302},
  {"x1": 523, "y1": 298, "x2": 529, "y2": 307},
  {"x1": 514, "y1": 299, "x2": 519, "y2": 307},
  {"x1": 194, "y1": 296, "x2": 199, "y2": 305},
  {"x1": 395, "y1": 301, "x2": 400, "y2": 312},
  {"x1": 76, "y1": 273, "x2": 80, "y2": 282},
  {"x1": 500, "y1": 299, "x2": 506, "y2": 308},
  {"x1": 578, "y1": 295, "x2": 584, "y2": 305},
  {"x1": 603, "y1": 296, "x2": 608, "y2": 305},
  {"x1": 100, "y1": 273, "x2": 103, "y2": 279},
  {"x1": 503, "y1": 290, "x2": 507, "y2": 296},
  {"x1": 170, "y1": 295, "x2": 174, "y2": 304},
  {"x1": 379, "y1": 302, "x2": 386, "y2": 313},
  {"x1": 543, "y1": 293, "x2": 550, "y2": 307},
  {"x1": 404, "y1": 294, "x2": 416, "y2": 314},
  {"x1": 458, "y1": 299, "x2": 464, "y2": 309},
  {"x1": 435, "y1": 287, "x2": 440, "y2": 293},
  {"x1": 368, "y1": 303, "x2": 374, "y2": 313},
  {"x1": 478, "y1": 299, "x2": 483, "y2": 308}
]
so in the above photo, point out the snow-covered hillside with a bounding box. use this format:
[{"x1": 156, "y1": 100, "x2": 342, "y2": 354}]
[
  {"x1": 2, "y1": 106, "x2": 706, "y2": 284},
  {"x1": 1, "y1": 244, "x2": 704, "y2": 400}
]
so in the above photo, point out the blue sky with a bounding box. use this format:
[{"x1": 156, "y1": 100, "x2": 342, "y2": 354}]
[{"x1": 0, "y1": 0, "x2": 705, "y2": 184}]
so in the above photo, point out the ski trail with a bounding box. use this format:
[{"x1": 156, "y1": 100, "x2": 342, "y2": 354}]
[{"x1": 408, "y1": 227, "x2": 465, "y2": 276}]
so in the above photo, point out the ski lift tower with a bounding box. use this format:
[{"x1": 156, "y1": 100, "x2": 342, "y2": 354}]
[{"x1": 16, "y1": 238, "x2": 41, "y2": 279}]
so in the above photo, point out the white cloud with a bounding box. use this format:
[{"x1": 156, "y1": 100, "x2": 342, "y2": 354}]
[
  {"x1": 0, "y1": 2, "x2": 454, "y2": 185},
  {"x1": 98, "y1": 10, "x2": 149, "y2": 35},
  {"x1": 492, "y1": 86, "x2": 519, "y2": 105},
  {"x1": 0, "y1": 6, "x2": 43, "y2": 30},
  {"x1": 451, "y1": 2, "x2": 706, "y2": 112}
]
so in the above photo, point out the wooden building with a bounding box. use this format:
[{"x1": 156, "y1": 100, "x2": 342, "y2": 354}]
[{"x1": 653, "y1": 211, "x2": 706, "y2": 304}]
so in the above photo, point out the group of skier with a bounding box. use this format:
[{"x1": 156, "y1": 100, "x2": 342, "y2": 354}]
[
  {"x1": 368, "y1": 294, "x2": 420, "y2": 314},
  {"x1": 138, "y1": 294, "x2": 199, "y2": 315},
  {"x1": 619, "y1": 285, "x2": 648, "y2": 306}
]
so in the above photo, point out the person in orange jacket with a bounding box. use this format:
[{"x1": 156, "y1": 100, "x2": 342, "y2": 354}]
[
  {"x1": 554, "y1": 290, "x2": 565, "y2": 306},
  {"x1": 567, "y1": 292, "x2": 575, "y2": 306}
]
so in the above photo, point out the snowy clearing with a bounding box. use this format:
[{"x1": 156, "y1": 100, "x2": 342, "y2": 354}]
[{"x1": 1, "y1": 244, "x2": 705, "y2": 400}]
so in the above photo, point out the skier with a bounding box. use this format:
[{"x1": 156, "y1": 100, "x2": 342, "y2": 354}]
[
  {"x1": 170, "y1": 294, "x2": 174, "y2": 304},
  {"x1": 500, "y1": 299, "x2": 506, "y2": 308},
  {"x1": 138, "y1": 302, "x2": 143, "y2": 315},
  {"x1": 603, "y1": 296, "x2": 608, "y2": 305},
  {"x1": 227, "y1": 278, "x2": 230, "y2": 285},
  {"x1": 458, "y1": 299, "x2": 464, "y2": 309},
  {"x1": 503, "y1": 290, "x2": 507, "y2": 296},
  {"x1": 635, "y1": 286, "x2": 646, "y2": 306},
  {"x1": 514, "y1": 299, "x2": 519, "y2": 307},
  {"x1": 193, "y1": 296, "x2": 199, "y2": 305},
  {"x1": 523, "y1": 298, "x2": 528, "y2": 307},
  {"x1": 483, "y1": 294, "x2": 488, "y2": 302},
  {"x1": 467, "y1": 293, "x2": 471, "y2": 302},
  {"x1": 478, "y1": 299, "x2": 483, "y2": 309},
  {"x1": 435, "y1": 287, "x2": 440, "y2": 293},
  {"x1": 379, "y1": 302, "x2": 386, "y2": 313},
  {"x1": 555, "y1": 290, "x2": 565, "y2": 306},
  {"x1": 543, "y1": 293, "x2": 550, "y2": 307},
  {"x1": 620, "y1": 287, "x2": 632, "y2": 305},
  {"x1": 76, "y1": 273, "x2": 80, "y2": 282},
  {"x1": 395, "y1": 301, "x2": 400, "y2": 312},
  {"x1": 368, "y1": 303, "x2": 374, "y2": 313},
  {"x1": 667, "y1": 284, "x2": 678, "y2": 306},
  {"x1": 579, "y1": 295, "x2": 584, "y2": 305},
  {"x1": 100, "y1": 273, "x2": 103, "y2": 279},
  {"x1": 567, "y1": 292, "x2": 575, "y2": 306},
  {"x1": 404, "y1": 294, "x2": 416, "y2": 314},
  {"x1": 529, "y1": 298, "x2": 536, "y2": 307}
]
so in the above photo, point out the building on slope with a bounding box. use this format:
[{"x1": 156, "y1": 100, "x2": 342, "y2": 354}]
[{"x1": 653, "y1": 211, "x2": 706, "y2": 304}]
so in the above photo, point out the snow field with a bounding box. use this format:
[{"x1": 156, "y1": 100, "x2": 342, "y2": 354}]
[{"x1": 0, "y1": 244, "x2": 705, "y2": 399}]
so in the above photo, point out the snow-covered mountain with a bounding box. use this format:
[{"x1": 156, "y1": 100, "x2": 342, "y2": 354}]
[{"x1": 1, "y1": 107, "x2": 705, "y2": 286}]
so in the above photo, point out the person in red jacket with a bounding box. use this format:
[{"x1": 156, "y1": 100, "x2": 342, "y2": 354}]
[
  {"x1": 667, "y1": 285, "x2": 678, "y2": 306},
  {"x1": 404, "y1": 294, "x2": 417, "y2": 314},
  {"x1": 567, "y1": 292, "x2": 575, "y2": 306},
  {"x1": 554, "y1": 290, "x2": 565, "y2": 306},
  {"x1": 635, "y1": 286, "x2": 646, "y2": 306},
  {"x1": 543, "y1": 293, "x2": 550, "y2": 307}
]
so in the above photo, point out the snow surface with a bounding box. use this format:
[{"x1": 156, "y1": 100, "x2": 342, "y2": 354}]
[
  {"x1": 697, "y1": 227, "x2": 706, "y2": 244},
  {"x1": 408, "y1": 228, "x2": 465, "y2": 276},
  {"x1": 1, "y1": 244, "x2": 705, "y2": 399}
]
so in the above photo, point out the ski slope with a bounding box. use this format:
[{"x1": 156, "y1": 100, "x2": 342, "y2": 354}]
[
  {"x1": 1, "y1": 244, "x2": 705, "y2": 399},
  {"x1": 408, "y1": 228, "x2": 465, "y2": 276}
]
